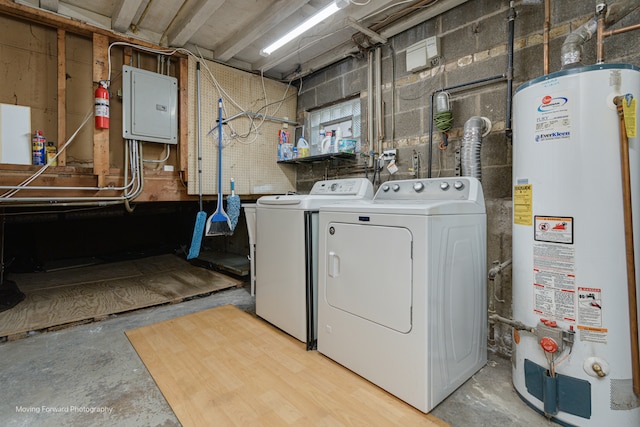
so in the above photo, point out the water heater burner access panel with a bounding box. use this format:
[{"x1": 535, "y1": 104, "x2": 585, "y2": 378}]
[{"x1": 122, "y1": 65, "x2": 178, "y2": 144}]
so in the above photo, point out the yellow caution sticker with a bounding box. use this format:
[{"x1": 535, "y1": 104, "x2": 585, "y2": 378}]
[
  {"x1": 623, "y1": 97, "x2": 637, "y2": 138},
  {"x1": 514, "y1": 184, "x2": 532, "y2": 226}
]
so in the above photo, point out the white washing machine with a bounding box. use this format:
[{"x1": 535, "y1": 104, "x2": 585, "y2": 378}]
[
  {"x1": 256, "y1": 178, "x2": 373, "y2": 349},
  {"x1": 317, "y1": 177, "x2": 487, "y2": 413}
]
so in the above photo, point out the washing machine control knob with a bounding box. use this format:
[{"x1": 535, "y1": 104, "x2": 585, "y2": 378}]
[
  {"x1": 382, "y1": 185, "x2": 390, "y2": 192},
  {"x1": 440, "y1": 182, "x2": 450, "y2": 190},
  {"x1": 392, "y1": 184, "x2": 400, "y2": 192},
  {"x1": 413, "y1": 182, "x2": 424, "y2": 192},
  {"x1": 454, "y1": 180, "x2": 464, "y2": 190}
]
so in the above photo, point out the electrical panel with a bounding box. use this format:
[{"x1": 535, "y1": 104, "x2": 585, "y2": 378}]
[
  {"x1": 122, "y1": 65, "x2": 178, "y2": 144},
  {"x1": 406, "y1": 36, "x2": 440, "y2": 73}
]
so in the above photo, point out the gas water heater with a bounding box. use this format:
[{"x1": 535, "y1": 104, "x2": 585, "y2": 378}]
[{"x1": 512, "y1": 64, "x2": 640, "y2": 426}]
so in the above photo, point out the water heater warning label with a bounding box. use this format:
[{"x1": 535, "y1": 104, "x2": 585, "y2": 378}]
[
  {"x1": 535, "y1": 216, "x2": 573, "y2": 244},
  {"x1": 578, "y1": 287, "x2": 602, "y2": 327},
  {"x1": 578, "y1": 287, "x2": 607, "y2": 345},
  {"x1": 532, "y1": 242, "x2": 576, "y2": 322}
]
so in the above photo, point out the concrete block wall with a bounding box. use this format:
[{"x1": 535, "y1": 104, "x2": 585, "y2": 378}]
[{"x1": 296, "y1": 0, "x2": 640, "y2": 357}]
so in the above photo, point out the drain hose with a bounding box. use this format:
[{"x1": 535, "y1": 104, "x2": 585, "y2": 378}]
[{"x1": 461, "y1": 116, "x2": 491, "y2": 181}]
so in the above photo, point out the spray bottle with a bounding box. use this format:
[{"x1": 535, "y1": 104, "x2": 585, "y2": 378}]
[{"x1": 32, "y1": 130, "x2": 46, "y2": 166}]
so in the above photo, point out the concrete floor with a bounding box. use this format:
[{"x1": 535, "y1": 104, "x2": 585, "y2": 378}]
[{"x1": 0, "y1": 284, "x2": 559, "y2": 427}]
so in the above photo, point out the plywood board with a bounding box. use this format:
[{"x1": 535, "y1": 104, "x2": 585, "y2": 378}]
[
  {"x1": 187, "y1": 57, "x2": 297, "y2": 196},
  {"x1": 0, "y1": 254, "x2": 241, "y2": 337},
  {"x1": 126, "y1": 304, "x2": 450, "y2": 427}
]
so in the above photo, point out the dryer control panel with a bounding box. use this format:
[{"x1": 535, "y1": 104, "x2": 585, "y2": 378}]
[{"x1": 375, "y1": 177, "x2": 481, "y2": 202}]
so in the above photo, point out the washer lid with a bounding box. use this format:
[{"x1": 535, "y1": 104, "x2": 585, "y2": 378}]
[{"x1": 257, "y1": 178, "x2": 374, "y2": 210}]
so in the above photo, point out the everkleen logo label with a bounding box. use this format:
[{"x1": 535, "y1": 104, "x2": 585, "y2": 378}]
[
  {"x1": 538, "y1": 96, "x2": 568, "y2": 112},
  {"x1": 535, "y1": 131, "x2": 571, "y2": 142}
]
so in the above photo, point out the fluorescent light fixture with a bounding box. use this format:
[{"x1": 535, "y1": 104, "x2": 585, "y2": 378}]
[{"x1": 260, "y1": 1, "x2": 343, "y2": 56}]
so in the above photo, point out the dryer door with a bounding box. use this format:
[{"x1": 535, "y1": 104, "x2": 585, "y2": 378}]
[{"x1": 324, "y1": 222, "x2": 412, "y2": 333}]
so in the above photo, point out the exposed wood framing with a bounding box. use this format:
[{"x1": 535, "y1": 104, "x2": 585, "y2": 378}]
[
  {"x1": 123, "y1": 45, "x2": 133, "y2": 67},
  {"x1": 0, "y1": 0, "x2": 194, "y2": 203},
  {"x1": 56, "y1": 28, "x2": 66, "y2": 166},
  {"x1": 0, "y1": 165, "x2": 190, "y2": 202},
  {"x1": 0, "y1": 0, "x2": 165, "y2": 50},
  {"x1": 92, "y1": 33, "x2": 110, "y2": 187}
]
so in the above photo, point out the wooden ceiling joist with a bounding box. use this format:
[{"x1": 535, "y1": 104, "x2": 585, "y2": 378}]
[{"x1": 0, "y1": 0, "x2": 176, "y2": 52}]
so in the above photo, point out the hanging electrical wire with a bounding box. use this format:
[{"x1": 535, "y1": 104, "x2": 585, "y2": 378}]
[
  {"x1": 142, "y1": 143, "x2": 171, "y2": 163},
  {"x1": 2, "y1": 40, "x2": 296, "y2": 205}
]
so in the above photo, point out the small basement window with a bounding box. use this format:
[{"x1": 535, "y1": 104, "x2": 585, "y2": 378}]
[{"x1": 308, "y1": 97, "x2": 361, "y2": 156}]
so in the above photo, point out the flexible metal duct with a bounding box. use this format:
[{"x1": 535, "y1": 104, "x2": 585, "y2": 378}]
[
  {"x1": 560, "y1": 17, "x2": 598, "y2": 68},
  {"x1": 461, "y1": 116, "x2": 491, "y2": 181}
]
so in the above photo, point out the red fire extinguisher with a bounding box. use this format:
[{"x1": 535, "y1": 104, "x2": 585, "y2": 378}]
[{"x1": 95, "y1": 80, "x2": 109, "y2": 129}]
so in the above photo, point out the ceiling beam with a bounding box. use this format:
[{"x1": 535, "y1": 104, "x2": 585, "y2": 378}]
[
  {"x1": 112, "y1": 0, "x2": 144, "y2": 33},
  {"x1": 379, "y1": 0, "x2": 469, "y2": 39},
  {"x1": 345, "y1": 17, "x2": 386, "y2": 44},
  {"x1": 0, "y1": 0, "x2": 164, "y2": 50},
  {"x1": 252, "y1": 0, "x2": 399, "y2": 73},
  {"x1": 39, "y1": 0, "x2": 58, "y2": 13},
  {"x1": 165, "y1": 0, "x2": 225, "y2": 47},
  {"x1": 288, "y1": 39, "x2": 360, "y2": 79},
  {"x1": 214, "y1": 0, "x2": 310, "y2": 62},
  {"x1": 263, "y1": 0, "x2": 470, "y2": 78}
]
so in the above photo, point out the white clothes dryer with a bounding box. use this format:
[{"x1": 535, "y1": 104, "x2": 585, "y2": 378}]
[
  {"x1": 317, "y1": 177, "x2": 487, "y2": 412},
  {"x1": 256, "y1": 178, "x2": 373, "y2": 349}
]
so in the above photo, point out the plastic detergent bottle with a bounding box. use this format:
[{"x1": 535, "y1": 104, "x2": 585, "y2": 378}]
[
  {"x1": 46, "y1": 142, "x2": 58, "y2": 166},
  {"x1": 321, "y1": 130, "x2": 333, "y2": 154},
  {"x1": 297, "y1": 136, "x2": 310, "y2": 158}
]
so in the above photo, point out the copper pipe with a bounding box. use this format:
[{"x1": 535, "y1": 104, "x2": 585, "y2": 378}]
[
  {"x1": 596, "y1": 13, "x2": 605, "y2": 64},
  {"x1": 604, "y1": 22, "x2": 640, "y2": 37},
  {"x1": 614, "y1": 96, "x2": 640, "y2": 395},
  {"x1": 543, "y1": 0, "x2": 550, "y2": 74}
]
